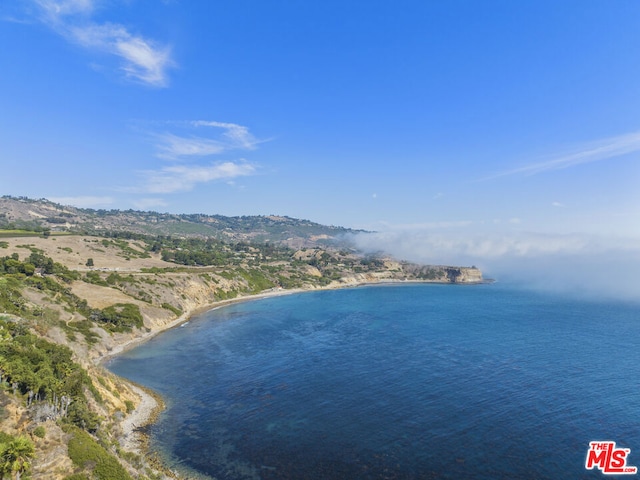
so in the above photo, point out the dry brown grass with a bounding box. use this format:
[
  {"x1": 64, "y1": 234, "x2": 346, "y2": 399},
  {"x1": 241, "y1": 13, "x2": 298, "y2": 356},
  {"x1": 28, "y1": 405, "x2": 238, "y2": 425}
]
[{"x1": 1, "y1": 235, "x2": 170, "y2": 271}]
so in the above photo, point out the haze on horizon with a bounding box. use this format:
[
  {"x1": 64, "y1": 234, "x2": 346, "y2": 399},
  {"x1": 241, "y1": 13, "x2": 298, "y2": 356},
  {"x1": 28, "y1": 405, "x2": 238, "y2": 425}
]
[{"x1": 1, "y1": 1, "x2": 639, "y2": 298}]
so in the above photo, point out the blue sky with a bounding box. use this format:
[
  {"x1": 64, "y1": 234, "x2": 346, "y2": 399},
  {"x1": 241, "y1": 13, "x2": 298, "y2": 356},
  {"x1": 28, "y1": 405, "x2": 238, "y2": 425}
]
[{"x1": 2, "y1": 1, "x2": 640, "y2": 290}]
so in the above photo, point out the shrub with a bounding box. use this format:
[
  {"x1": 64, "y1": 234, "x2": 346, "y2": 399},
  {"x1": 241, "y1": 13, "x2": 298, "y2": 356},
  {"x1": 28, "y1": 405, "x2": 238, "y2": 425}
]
[
  {"x1": 66, "y1": 426, "x2": 133, "y2": 480},
  {"x1": 92, "y1": 303, "x2": 144, "y2": 332},
  {"x1": 161, "y1": 303, "x2": 182, "y2": 316},
  {"x1": 65, "y1": 397, "x2": 101, "y2": 433},
  {"x1": 83, "y1": 271, "x2": 107, "y2": 286},
  {"x1": 124, "y1": 400, "x2": 135, "y2": 414}
]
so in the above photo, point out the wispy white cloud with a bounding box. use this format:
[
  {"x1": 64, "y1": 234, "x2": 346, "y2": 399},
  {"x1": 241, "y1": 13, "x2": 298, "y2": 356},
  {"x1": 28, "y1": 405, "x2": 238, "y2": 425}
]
[
  {"x1": 139, "y1": 161, "x2": 256, "y2": 193},
  {"x1": 483, "y1": 130, "x2": 640, "y2": 180},
  {"x1": 49, "y1": 195, "x2": 114, "y2": 208},
  {"x1": 154, "y1": 132, "x2": 227, "y2": 159},
  {"x1": 69, "y1": 23, "x2": 173, "y2": 86},
  {"x1": 192, "y1": 121, "x2": 260, "y2": 150},
  {"x1": 151, "y1": 121, "x2": 261, "y2": 160},
  {"x1": 126, "y1": 120, "x2": 262, "y2": 194},
  {"x1": 23, "y1": 0, "x2": 174, "y2": 87},
  {"x1": 35, "y1": 0, "x2": 93, "y2": 17}
]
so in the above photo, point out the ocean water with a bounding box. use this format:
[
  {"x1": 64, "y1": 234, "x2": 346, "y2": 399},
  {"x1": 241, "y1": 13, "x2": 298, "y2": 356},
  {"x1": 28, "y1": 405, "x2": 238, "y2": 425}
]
[{"x1": 107, "y1": 284, "x2": 640, "y2": 479}]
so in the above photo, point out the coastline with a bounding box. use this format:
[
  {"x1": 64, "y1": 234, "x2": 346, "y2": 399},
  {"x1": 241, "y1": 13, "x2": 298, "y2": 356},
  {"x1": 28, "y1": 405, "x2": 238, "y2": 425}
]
[
  {"x1": 100, "y1": 287, "x2": 309, "y2": 465},
  {"x1": 102, "y1": 279, "x2": 488, "y2": 476},
  {"x1": 100, "y1": 278, "x2": 486, "y2": 366},
  {"x1": 98, "y1": 286, "x2": 307, "y2": 366}
]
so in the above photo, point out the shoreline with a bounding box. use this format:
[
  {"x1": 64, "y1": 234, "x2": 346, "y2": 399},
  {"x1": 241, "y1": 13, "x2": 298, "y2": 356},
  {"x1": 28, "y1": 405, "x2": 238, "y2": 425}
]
[
  {"x1": 100, "y1": 287, "x2": 311, "y2": 466},
  {"x1": 101, "y1": 279, "x2": 488, "y2": 476},
  {"x1": 98, "y1": 286, "x2": 308, "y2": 366},
  {"x1": 100, "y1": 278, "x2": 488, "y2": 366}
]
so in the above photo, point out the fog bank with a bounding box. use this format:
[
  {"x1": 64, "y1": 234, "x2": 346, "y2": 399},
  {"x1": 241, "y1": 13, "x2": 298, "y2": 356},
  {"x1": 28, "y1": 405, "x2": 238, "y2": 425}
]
[{"x1": 350, "y1": 230, "x2": 640, "y2": 302}]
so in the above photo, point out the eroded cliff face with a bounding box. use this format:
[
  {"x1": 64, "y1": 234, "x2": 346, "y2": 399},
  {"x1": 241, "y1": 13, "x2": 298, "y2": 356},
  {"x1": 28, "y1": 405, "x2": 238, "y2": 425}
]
[
  {"x1": 399, "y1": 264, "x2": 484, "y2": 283},
  {"x1": 70, "y1": 272, "x2": 249, "y2": 363},
  {"x1": 71, "y1": 264, "x2": 483, "y2": 365},
  {"x1": 447, "y1": 267, "x2": 484, "y2": 283}
]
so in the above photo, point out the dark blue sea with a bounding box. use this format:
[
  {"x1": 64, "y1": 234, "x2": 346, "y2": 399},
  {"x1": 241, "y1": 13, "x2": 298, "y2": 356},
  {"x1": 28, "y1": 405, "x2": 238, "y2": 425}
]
[{"x1": 107, "y1": 284, "x2": 640, "y2": 479}]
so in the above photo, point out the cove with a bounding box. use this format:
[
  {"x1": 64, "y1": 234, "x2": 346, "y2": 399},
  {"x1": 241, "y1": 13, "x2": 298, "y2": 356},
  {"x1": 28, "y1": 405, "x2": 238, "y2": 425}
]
[{"x1": 108, "y1": 283, "x2": 640, "y2": 479}]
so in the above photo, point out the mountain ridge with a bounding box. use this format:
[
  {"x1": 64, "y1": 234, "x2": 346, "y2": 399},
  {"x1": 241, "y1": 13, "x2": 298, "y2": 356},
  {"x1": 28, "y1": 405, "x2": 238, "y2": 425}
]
[{"x1": 0, "y1": 196, "x2": 363, "y2": 248}]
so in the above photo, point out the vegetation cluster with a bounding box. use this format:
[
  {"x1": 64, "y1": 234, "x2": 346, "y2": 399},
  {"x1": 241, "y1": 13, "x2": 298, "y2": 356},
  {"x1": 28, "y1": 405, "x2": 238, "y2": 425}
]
[
  {"x1": 0, "y1": 432, "x2": 35, "y2": 480},
  {"x1": 0, "y1": 250, "x2": 144, "y2": 336},
  {"x1": 0, "y1": 317, "x2": 101, "y2": 432},
  {"x1": 65, "y1": 426, "x2": 133, "y2": 480}
]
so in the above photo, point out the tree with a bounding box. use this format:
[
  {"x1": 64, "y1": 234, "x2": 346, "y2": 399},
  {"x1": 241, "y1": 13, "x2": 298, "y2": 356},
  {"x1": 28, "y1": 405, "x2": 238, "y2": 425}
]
[{"x1": 0, "y1": 436, "x2": 35, "y2": 480}]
